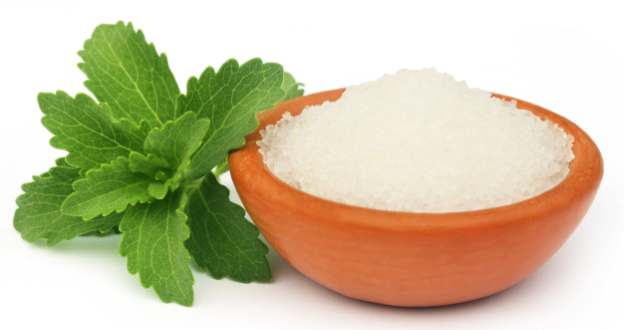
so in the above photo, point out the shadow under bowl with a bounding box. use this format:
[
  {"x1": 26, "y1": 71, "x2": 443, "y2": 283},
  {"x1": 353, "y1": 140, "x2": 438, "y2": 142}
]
[{"x1": 228, "y1": 88, "x2": 603, "y2": 307}]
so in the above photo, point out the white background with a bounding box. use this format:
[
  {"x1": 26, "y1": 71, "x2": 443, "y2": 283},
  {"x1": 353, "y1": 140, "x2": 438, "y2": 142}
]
[{"x1": 1, "y1": 0, "x2": 622, "y2": 329}]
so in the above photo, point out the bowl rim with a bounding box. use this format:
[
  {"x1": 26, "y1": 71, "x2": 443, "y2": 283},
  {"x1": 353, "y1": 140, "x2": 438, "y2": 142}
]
[{"x1": 229, "y1": 88, "x2": 604, "y2": 233}]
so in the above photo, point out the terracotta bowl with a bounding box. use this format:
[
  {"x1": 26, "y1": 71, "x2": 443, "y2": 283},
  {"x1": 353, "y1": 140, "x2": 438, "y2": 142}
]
[{"x1": 229, "y1": 88, "x2": 603, "y2": 307}]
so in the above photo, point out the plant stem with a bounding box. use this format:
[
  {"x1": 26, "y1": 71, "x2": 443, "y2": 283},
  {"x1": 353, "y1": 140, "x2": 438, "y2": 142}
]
[{"x1": 213, "y1": 160, "x2": 229, "y2": 181}]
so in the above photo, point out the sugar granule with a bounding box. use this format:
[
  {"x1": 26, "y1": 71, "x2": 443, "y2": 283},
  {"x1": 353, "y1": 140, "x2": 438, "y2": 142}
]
[{"x1": 258, "y1": 69, "x2": 574, "y2": 213}]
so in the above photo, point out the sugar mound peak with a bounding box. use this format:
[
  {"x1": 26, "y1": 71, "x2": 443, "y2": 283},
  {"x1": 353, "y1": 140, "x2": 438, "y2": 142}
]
[{"x1": 258, "y1": 69, "x2": 574, "y2": 213}]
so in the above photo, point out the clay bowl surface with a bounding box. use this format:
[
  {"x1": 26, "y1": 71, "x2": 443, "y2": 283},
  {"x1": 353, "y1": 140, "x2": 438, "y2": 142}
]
[{"x1": 229, "y1": 88, "x2": 603, "y2": 307}]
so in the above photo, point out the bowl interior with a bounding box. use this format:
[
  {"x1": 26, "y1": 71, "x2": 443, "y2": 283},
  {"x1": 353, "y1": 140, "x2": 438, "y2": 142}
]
[{"x1": 232, "y1": 89, "x2": 603, "y2": 231}]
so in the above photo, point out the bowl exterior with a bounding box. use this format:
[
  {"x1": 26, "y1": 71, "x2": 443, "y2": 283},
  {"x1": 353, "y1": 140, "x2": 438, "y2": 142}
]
[{"x1": 229, "y1": 89, "x2": 603, "y2": 307}]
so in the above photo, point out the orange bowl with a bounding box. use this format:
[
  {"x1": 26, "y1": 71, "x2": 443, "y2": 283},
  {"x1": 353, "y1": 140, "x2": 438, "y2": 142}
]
[{"x1": 228, "y1": 88, "x2": 603, "y2": 307}]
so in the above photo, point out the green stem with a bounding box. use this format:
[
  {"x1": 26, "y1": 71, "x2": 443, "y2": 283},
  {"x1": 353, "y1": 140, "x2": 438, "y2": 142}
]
[{"x1": 213, "y1": 160, "x2": 229, "y2": 181}]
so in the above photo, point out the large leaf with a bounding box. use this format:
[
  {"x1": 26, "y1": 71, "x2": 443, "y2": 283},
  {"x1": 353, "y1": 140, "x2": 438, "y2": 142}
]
[
  {"x1": 14, "y1": 158, "x2": 123, "y2": 247},
  {"x1": 207, "y1": 71, "x2": 304, "y2": 181},
  {"x1": 39, "y1": 91, "x2": 148, "y2": 175},
  {"x1": 176, "y1": 58, "x2": 285, "y2": 179},
  {"x1": 119, "y1": 189, "x2": 194, "y2": 306},
  {"x1": 62, "y1": 157, "x2": 154, "y2": 220},
  {"x1": 185, "y1": 173, "x2": 271, "y2": 283},
  {"x1": 78, "y1": 21, "x2": 180, "y2": 128}
]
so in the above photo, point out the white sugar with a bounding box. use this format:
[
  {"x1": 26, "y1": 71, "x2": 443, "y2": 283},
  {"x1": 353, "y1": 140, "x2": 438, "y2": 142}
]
[{"x1": 258, "y1": 69, "x2": 574, "y2": 213}]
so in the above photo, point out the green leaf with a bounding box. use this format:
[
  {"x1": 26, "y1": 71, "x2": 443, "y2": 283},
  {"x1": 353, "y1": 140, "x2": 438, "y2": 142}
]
[
  {"x1": 280, "y1": 71, "x2": 305, "y2": 102},
  {"x1": 78, "y1": 21, "x2": 180, "y2": 128},
  {"x1": 141, "y1": 112, "x2": 209, "y2": 191},
  {"x1": 148, "y1": 182, "x2": 169, "y2": 200},
  {"x1": 177, "y1": 58, "x2": 285, "y2": 179},
  {"x1": 14, "y1": 158, "x2": 124, "y2": 247},
  {"x1": 39, "y1": 91, "x2": 148, "y2": 175},
  {"x1": 61, "y1": 157, "x2": 154, "y2": 220},
  {"x1": 119, "y1": 189, "x2": 194, "y2": 306},
  {"x1": 185, "y1": 173, "x2": 271, "y2": 283},
  {"x1": 128, "y1": 152, "x2": 170, "y2": 176}
]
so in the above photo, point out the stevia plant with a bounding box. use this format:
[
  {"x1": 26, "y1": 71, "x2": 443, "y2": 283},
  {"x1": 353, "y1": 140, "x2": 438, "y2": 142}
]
[{"x1": 13, "y1": 21, "x2": 304, "y2": 306}]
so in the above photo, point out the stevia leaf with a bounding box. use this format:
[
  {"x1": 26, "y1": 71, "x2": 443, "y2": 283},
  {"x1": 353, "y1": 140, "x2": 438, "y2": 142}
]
[
  {"x1": 148, "y1": 182, "x2": 169, "y2": 200},
  {"x1": 119, "y1": 189, "x2": 194, "y2": 306},
  {"x1": 177, "y1": 58, "x2": 285, "y2": 179},
  {"x1": 200, "y1": 72, "x2": 302, "y2": 182},
  {"x1": 39, "y1": 91, "x2": 148, "y2": 175},
  {"x1": 128, "y1": 152, "x2": 170, "y2": 176},
  {"x1": 14, "y1": 159, "x2": 124, "y2": 247},
  {"x1": 62, "y1": 157, "x2": 154, "y2": 220},
  {"x1": 78, "y1": 21, "x2": 180, "y2": 128},
  {"x1": 185, "y1": 173, "x2": 271, "y2": 283},
  {"x1": 142, "y1": 112, "x2": 209, "y2": 191},
  {"x1": 280, "y1": 72, "x2": 305, "y2": 102}
]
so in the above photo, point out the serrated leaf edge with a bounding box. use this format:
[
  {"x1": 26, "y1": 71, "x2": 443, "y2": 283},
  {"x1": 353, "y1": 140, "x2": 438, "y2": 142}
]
[{"x1": 61, "y1": 157, "x2": 154, "y2": 219}]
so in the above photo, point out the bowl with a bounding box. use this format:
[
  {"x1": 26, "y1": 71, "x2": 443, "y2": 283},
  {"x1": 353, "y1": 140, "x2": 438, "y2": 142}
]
[{"x1": 228, "y1": 88, "x2": 603, "y2": 307}]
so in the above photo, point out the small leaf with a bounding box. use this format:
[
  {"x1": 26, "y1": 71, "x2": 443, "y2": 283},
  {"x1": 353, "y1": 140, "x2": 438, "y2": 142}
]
[
  {"x1": 185, "y1": 173, "x2": 271, "y2": 283},
  {"x1": 119, "y1": 189, "x2": 194, "y2": 306},
  {"x1": 79, "y1": 21, "x2": 180, "y2": 128},
  {"x1": 148, "y1": 182, "x2": 168, "y2": 199},
  {"x1": 62, "y1": 157, "x2": 153, "y2": 220},
  {"x1": 14, "y1": 159, "x2": 123, "y2": 247},
  {"x1": 39, "y1": 91, "x2": 147, "y2": 175},
  {"x1": 280, "y1": 71, "x2": 305, "y2": 102},
  {"x1": 155, "y1": 171, "x2": 168, "y2": 181},
  {"x1": 142, "y1": 112, "x2": 209, "y2": 190},
  {"x1": 128, "y1": 152, "x2": 170, "y2": 176},
  {"x1": 177, "y1": 58, "x2": 285, "y2": 179}
]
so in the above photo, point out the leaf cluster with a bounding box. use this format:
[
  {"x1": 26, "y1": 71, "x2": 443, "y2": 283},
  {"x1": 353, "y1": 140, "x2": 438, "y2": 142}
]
[{"x1": 13, "y1": 21, "x2": 304, "y2": 306}]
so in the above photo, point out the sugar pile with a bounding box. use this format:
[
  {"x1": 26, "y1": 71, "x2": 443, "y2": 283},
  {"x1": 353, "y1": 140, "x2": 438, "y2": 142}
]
[{"x1": 258, "y1": 69, "x2": 574, "y2": 213}]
